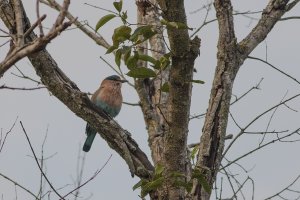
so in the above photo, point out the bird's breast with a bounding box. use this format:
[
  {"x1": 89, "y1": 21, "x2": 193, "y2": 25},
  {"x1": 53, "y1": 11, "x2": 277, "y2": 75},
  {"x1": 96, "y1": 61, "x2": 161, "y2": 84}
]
[{"x1": 94, "y1": 87, "x2": 123, "y2": 118}]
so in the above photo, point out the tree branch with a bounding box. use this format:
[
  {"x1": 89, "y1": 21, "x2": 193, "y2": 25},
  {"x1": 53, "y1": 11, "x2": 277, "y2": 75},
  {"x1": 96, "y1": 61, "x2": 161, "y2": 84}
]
[
  {"x1": 11, "y1": 0, "x2": 25, "y2": 46},
  {"x1": 193, "y1": 0, "x2": 237, "y2": 199},
  {"x1": 40, "y1": 0, "x2": 110, "y2": 49},
  {"x1": 239, "y1": 0, "x2": 299, "y2": 59},
  {"x1": 0, "y1": 84, "x2": 46, "y2": 90},
  {"x1": 0, "y1": 0, "x2": 75, "y2": 77}
]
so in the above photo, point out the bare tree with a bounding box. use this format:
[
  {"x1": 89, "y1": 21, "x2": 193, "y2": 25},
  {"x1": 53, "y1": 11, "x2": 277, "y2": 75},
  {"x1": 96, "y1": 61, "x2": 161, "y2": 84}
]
[{"x1": 1, "y1": 0, "x2": 300, "y2": 199}]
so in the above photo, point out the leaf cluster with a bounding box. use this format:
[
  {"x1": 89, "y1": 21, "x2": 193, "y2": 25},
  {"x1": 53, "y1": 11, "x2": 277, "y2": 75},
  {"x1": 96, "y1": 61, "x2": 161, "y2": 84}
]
[
  {"x1": 94, "y1": 1, "x2": 201, "y2": 81},
  {"x1": 132, "y1": 165, "x2": 211, "y2": 198}
]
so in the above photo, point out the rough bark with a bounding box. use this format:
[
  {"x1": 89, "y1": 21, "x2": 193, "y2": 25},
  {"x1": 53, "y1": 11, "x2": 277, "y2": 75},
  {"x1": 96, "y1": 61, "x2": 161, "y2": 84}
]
[
  {"x1": 156, "y1": 0, "x2": 201, "y2": 199},
  {"x1": 136, "y1": 0, "x2": 201, "y2": 199},
  {"x1": 134, "y1": 1, "x2": 168, "y2": 198}
]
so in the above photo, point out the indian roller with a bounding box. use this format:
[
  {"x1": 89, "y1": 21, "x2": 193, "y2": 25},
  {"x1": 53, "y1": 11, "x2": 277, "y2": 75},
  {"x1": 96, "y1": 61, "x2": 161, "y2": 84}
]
[{"x1": 83, "y1": 75, "x2": 127, "y2": 152}]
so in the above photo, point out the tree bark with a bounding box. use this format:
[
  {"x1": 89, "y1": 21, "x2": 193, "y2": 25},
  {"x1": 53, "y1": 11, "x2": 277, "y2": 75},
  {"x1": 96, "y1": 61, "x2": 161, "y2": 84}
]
[{"x1": 156, "y1": 0, "x2": 201, "y2": 199}]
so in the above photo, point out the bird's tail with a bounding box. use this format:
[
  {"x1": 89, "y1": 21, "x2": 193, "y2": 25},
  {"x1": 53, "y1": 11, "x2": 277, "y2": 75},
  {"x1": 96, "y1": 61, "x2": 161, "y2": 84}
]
[{"x1": 83, "y1": 124, "x2": 97, "y2": 152}]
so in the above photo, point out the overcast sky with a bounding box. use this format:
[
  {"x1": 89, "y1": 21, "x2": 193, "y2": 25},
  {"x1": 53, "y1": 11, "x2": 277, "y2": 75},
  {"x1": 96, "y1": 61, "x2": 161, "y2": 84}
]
[{"x1": 1, "y1": 0, "x2": 300, "y2": 199}]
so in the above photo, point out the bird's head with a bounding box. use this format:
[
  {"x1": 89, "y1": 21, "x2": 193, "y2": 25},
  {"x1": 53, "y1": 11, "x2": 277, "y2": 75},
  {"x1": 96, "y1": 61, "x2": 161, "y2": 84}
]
[
  {"x1": 102, "y1": 75, "x2": 128, "y2": 89},
  {"x1": 105, "y1": 75, "x2": 128, "y2": 83}
]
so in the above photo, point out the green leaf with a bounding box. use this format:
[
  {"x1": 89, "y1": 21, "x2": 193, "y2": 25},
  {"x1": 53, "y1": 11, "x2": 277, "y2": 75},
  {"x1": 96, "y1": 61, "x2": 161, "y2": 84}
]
[
  {"x1": 141, "y1": 177, "x2": 164, "y2": 198},
  {"x1": 168, "y1": 22, "x2": 189, "y2": 29},
  {"x1": 191, "y1": 80, "x2": 205, "y2": 84},
  {"x1": 143, "y1": 29, "x2": 157, "y2": 40},
  {"x1": 161, "y1": 19, "x2": 189, "y2": 29},
  {"x1": 121, "y1": 11, "x2": 127, "y2": 24},
  {"x1": 159, "y1": 54, "x2": 171, "y2": 70},
  {"x1": 192, "y1": 170, "x2": 211, "y2": 194},
  {"x1": 115, "y1": 49, "x2": 122, "y2": 68},
  {"x1": 125, "y1": 51, "x2": 139, "y2": 70},
  {"x1": 133, "y1": 179, "x2": 147, "y2": 191},
  {"x1": 150, "y1": 60, "x2": 161, "y2": 70},
  {"x1": 170, "y1": 171, "x2": 186, "y2": 178},
  {"x1": 185, "y1": 181, "x2": 193, "y2": 193},
  {"x1": 173, "y1": 180, "x2": 189, "y2": 189},
  {"x1": 138, "y1": 54, "x2": 157, "y2": 64},
  {"x1": 160, "y1": 19, "x2": 169, "y2": 26},
  {"x1": 127, "y1": 67, "x2": 156, "y2": 78},
  {"x1": 106, "y1": 45, "x2": 118, "y2": 54},
  {"x1": 113, "y1": 0, "x2": 123, "y2": 12},
  {"x1": 154, "y1": 164, "x2": 164, "y2": 176},
  {"x1": 112, "y1": 25, "x2": 132, "y2": 46},
  {"x1": 123, "y1": 47, "x2": 132, "y2": 63},
  {"x1": 190, "y1": 145, "x2": 199, "y2": 161},
  {"x1": 161, "y1": 82, "x2": 169, "y2": 93},
  {"x1": 119, "y1": 46, "x2": 132, "y2": 63},
  {"x1": 95, "y1": 14, "x2": 116, "y2": 32},
  {"x1": 130, "y1": 25, "x2": 151, "y2": 41}
]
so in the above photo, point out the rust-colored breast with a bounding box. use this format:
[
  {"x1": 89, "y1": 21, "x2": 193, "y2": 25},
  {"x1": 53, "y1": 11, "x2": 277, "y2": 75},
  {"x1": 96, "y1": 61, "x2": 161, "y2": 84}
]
[{"x1": 92, "y1": 79, "x2": 123, "y2": 109}]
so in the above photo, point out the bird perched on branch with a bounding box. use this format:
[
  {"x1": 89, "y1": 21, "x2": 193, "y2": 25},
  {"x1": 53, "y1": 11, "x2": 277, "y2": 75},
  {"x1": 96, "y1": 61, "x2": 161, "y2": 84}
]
[{"x1": 83, "y1": 75, "x2": 127, "y2": 152}]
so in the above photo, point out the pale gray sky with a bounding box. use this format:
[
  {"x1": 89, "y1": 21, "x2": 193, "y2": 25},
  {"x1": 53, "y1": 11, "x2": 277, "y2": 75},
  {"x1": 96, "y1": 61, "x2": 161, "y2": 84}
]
[{"x1": 1, "y1": 0, "x2": 300, "y2": 199}]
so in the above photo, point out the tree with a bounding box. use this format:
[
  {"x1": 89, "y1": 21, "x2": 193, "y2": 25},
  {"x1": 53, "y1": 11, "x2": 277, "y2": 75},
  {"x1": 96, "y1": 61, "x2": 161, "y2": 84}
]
[{"x1": 1, "y1": 0, "x2": 300, "y2": 199}]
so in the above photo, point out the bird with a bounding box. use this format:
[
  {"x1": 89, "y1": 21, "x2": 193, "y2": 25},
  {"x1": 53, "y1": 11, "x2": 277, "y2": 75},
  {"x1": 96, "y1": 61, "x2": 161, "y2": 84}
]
[{"x1": 83, "y1": 75, "x2": 127, "y2": 152}]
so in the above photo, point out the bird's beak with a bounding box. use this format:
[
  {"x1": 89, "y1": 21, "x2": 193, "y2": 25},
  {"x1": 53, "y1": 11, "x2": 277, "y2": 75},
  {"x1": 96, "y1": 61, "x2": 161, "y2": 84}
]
[{"x1": 119, "y1": 79, "x2": 128, "y2": 83}]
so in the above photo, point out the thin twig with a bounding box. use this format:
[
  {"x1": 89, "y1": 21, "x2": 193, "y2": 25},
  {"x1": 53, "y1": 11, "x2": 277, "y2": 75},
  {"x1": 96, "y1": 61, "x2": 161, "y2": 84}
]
[
  {"x1": 61, "y1": 154, "x2": 112, "y2": 199},
  {"x1": 190, "y1": 78, "x2": 263, "y2": 120},
  {"x1": 19, "y1": 121, "x2": 65, "y2": 199},
  {"x1": 74, "y1": 144, "x2": 86, "y2": 200},
  {"x1": 0, "y1": 85, "x2": 46, "y2": 90},
  {"x1": 123, "y1": 101, "x2": 140, "y2": 106},
  {"x1": 83, "y1": 3, "x2": 118, "y2": 15},
  {"x1": 0, "y1": 172, "x2": 39, "y2": 199},
  {"x1": 0, "y1": 117, "x2": 18, "y2": 153},
  {"x1": 12, "y1": 65, "x2": 42, "y2": 84},
  {"x1": 221, "y1": 166, "x2": 238, "y2": 200},
  {"x1": 244, "y1": 130, "x2": 288, "y2": 135},
  {"x1": 264, "y1": 175, "x2": 300, "y2": 199},
  {"x1": 247, "y1": 56, "x2": 300, "y2": 85},
  {"x1": 38, "y1": 125, "x2": 49, "y2": 199},
  {"x1": 0, "y1": 40, "x2": 10, "y2": 48},
  {"x1": 222, "y1": 93, "x2": 300, "y2": 159},
  {"x1": 230, "y1": 78, "x2": 263, "y2": 105},
  {"x1": 221, "y1": 128, "x2": 300, "y2": 170},
  {"x1": 230, "y1": 176, "x2": 254, "y2": 200},
  {"x1": 99, "y1": 56, "x2": 135, "y2": 88},
  {"x1": 259, "y1": 91, "x2": 288, "y2": 145},
  {"x1": 280, "y1": 16, "x2": 300, "y2": 21},
  {"x1": 24, "y1": 14, "x2": 46, "y2": 38},
  {"x1": 36, "y1": 0, "x2": 44, "y2": 36}
]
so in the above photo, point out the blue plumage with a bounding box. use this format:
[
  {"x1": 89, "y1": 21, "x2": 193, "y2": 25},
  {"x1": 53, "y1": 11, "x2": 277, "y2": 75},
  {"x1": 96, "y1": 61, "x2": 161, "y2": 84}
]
[{"x1": 95, "y1": 100, "x2": 121, "y2": 118}]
